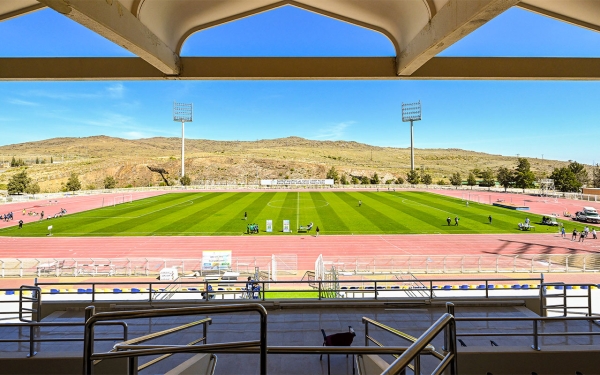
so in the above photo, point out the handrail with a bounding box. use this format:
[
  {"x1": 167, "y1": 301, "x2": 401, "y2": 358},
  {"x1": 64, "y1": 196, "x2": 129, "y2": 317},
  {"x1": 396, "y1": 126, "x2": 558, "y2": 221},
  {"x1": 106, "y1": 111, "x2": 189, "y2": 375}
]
[
  {"x1": 455, "y1": 315, "x2": 600, "y2": 351},
  {"x1": 116, "y1": 316, "x2": 211, "y2": 372},
  {"x1": 0, "y1": 321, "x2": 127, "y2": 358},
  {"x1": 361, "y1": 317, "x2": 443, "y2": 360},
  {"x1": 83, "y1": 304, "x2": 267, "y2": 375},
  {"x1": 381, "y1": 313, "x2": 457, "y2": 375},
  {"x1": 0, "y1": 285, "x2": 41, "y2": 323}
]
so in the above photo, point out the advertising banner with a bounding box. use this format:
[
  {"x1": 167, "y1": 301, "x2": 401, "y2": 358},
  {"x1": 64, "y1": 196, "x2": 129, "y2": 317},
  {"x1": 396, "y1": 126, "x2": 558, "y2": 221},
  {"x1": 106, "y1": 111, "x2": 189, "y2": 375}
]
[
  {"x1": 202, "y1": 250, "x2": 232, "y2": 270},
  {"x1": 260, "y1": 179, "x2": 334, "y2": 186},
  {"x1": 283, "y1": 220, "x2": 290, "y2": 233},
  {"x1": 266, "y1": 219, "x2": 273, "y2": 233}
]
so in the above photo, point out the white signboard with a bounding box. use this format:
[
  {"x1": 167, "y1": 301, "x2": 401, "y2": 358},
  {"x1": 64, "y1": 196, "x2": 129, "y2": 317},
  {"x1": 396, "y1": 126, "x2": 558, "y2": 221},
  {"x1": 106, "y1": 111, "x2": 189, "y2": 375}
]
[
  {"x1": 202, "y1": 250, "x2": 232, "y2": 271},
  {"x1": 283, "y1": 220, "x2": 290, "y2": 233},
  {"x1": 266, "y1": 220, "x2": 273, "y2": 233},
  {"x1": 260, "y1": 179, "x2": 334, "y2": 186}
]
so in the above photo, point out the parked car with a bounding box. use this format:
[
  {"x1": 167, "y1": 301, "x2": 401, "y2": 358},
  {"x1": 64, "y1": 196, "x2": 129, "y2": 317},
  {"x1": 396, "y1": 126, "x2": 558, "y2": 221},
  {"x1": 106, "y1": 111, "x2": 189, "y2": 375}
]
[{"x1": 575, "y1": 207, "x2": 600, "y2": 223}]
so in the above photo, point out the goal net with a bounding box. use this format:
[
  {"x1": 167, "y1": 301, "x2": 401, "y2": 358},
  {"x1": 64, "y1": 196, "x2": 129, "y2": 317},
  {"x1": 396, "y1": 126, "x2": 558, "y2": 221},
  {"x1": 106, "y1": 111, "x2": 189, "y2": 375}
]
[{"x1": 113, "y1": 194, "x2": 133, "y2": 206}]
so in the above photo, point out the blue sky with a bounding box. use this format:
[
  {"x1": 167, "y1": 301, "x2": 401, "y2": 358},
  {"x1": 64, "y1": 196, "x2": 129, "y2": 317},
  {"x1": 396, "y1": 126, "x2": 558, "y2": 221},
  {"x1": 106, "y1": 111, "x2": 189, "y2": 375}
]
[{"x1": 1, "y1": 6, "x2": 600, "y2": 164}]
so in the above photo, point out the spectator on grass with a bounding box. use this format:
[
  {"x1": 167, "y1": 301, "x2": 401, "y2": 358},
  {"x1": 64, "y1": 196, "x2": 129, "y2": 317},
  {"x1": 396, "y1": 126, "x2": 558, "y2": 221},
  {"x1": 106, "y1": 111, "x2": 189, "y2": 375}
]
[
  {"x1": 454, "y1": 217, "x2": 459, "y2": 226},
  {"x1": 18, "y1": 220, "x2": 23, "y2": 229},
  {"x1": 244, "y1": 211, "x2": 247, "y2": 221},
  {"x1": 315, "y1": 226, "x2": 320, "y2": 237},
  {"x1": 488, "y1": 215, "x2": 492, "y2": 224},
  {"x1": 358, "y1": 200, "x2": 362, "y2": 207},
  {"x1": 446, "y1": 217, "x2": 451, "y2": 226}
]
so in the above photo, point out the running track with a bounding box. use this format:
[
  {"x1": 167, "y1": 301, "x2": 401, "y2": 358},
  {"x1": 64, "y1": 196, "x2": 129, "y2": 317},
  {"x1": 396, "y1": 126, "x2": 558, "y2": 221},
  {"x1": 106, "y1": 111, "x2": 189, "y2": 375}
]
[{"x1": 0, "y1": 189, "x2": 599, "y2": 273}]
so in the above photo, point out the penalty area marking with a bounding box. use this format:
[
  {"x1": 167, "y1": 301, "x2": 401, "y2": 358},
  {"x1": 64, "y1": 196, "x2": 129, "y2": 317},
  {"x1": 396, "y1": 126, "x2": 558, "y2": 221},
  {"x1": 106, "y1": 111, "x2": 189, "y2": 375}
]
[
  {"x1": 267, "y1": 199, "x2": 329, "y2": 210},
  {"x1": 84, "y1": 199, "x2": 195, "y2": 219}
]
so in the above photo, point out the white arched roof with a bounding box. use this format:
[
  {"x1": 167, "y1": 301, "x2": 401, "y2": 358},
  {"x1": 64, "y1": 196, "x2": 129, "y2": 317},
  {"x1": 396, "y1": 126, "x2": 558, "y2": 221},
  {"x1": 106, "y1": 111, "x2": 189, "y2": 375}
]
[{"x1": 1, "y1": 0, "x2": 600, "y2": 80}]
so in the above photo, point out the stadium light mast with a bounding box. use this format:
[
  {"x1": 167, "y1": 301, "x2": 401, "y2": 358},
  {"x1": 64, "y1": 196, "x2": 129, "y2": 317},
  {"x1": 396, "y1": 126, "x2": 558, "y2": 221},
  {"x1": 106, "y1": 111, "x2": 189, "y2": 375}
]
[
  {"x1": 402, "y1": 101, "x2": 422, "y2": 171},
  {"x1": 173, "y1": 102, "x2": 193, "y2": 178}
]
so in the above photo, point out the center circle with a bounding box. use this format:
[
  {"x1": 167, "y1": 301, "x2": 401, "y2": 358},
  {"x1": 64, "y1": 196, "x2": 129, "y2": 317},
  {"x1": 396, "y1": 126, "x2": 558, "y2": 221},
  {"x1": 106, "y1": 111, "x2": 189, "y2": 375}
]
[{"x1": 267, "y1": 199, "x2": 329, "y2": 209}]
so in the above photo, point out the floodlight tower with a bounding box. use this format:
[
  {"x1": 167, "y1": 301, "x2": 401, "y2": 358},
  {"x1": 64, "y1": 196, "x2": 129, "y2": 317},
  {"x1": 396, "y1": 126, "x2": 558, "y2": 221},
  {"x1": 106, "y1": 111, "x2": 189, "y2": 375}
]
[
  {"x1": 173, "y1": 102, "x2": 193, "y2": 178},
  {"x1": 402, "y1": 101, "x2": 422, "y2": 171}
]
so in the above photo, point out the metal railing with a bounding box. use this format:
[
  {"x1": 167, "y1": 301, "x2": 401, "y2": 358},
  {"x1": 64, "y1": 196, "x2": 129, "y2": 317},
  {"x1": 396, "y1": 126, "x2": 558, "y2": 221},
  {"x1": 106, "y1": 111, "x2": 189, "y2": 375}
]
[
  {"x1": 381, "y1": 310, "x2": 457, "y2": 375},
  {"x1": 0, "y1": 285, "x2": 41, "y2": 323},
  {"x1": 0, "y1": 321, "x2": 127, "y2": 358},
  {"x1": 542, "y1": 282, "x2": 595, "y2": 317},
  {"x1": 83, "y1": 304, "x2": 268, "y2": 375},
  {"x1": 0, "y1": 256, "x2": 293, "y2": 278},
  {"x1": 319, "y1": 254, "x2": 600, "y2": 275},
  {"x1": 34, "y1": 276, "x2": 547, "y2": 304}
]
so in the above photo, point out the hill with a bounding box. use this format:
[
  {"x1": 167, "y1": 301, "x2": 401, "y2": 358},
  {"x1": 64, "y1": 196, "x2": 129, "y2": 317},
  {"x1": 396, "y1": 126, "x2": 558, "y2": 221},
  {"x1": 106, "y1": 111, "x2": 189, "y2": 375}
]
[{"x1": 0, "y1": 136, "x2": 572, "y2": 193}]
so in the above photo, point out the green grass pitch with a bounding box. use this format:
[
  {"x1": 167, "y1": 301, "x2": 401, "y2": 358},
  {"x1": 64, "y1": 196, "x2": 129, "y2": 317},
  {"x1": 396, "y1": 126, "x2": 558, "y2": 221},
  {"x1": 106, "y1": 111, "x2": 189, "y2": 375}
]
[{"x1": 0, "y1": 191, "x2": 567, "y2": 237}]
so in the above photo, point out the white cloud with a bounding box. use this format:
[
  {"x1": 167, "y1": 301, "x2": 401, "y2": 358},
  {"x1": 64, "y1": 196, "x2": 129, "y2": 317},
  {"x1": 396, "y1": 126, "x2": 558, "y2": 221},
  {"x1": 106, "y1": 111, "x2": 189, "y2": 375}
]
[
  {"x1": 6, "y1": 98, "x2": 38, "y2": 106},
  {"x1": 315, "y1": 121, "x2": 354, "y2": 140},
  {"x1": 106, "y1": 83, "x2": 125, "y2": 99},
  {"x1": 123, "y1": 131, "x2": 145, "y2": 138}
]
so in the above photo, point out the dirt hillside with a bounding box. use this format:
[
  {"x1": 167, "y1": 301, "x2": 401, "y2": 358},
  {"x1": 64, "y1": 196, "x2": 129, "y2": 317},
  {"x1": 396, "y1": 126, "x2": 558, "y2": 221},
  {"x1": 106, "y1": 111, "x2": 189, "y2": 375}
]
[{"x1": 0, "y1": 136, "x2": 572, "y2": 193}]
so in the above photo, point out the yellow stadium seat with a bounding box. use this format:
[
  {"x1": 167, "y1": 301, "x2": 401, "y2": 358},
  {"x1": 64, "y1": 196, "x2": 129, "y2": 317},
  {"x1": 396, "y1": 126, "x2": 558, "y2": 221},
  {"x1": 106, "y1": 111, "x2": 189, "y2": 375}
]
[
  {"x1": 546, "y1": 285, "x2": 555, "y2": 290},
  {"x1": 469, "y1": 285, "x2": 476, "y2": 289},
  {"x1": 573, "y1": 285, "x2": 580, "y2": 290},
  {"x1": 451, "y1": 285, "x2": 459, "y2": 289}
]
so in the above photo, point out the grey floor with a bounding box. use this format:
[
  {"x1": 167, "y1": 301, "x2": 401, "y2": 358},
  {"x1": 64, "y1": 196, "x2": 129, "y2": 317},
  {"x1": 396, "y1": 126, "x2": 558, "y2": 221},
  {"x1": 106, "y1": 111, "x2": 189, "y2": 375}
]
[{"x1": 1, "y1": 305, "x2": 600, "y2": 375}]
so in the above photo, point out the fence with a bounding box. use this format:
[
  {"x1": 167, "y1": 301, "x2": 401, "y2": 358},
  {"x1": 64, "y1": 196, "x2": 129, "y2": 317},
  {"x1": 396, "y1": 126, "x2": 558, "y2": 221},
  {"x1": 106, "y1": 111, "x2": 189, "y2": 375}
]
[
  {"x1": 0, "y1": 256, "x2": 297, "y2": 279},
  {"x1": 317, "y1": 254, "x2": 600, "y2": 275}
]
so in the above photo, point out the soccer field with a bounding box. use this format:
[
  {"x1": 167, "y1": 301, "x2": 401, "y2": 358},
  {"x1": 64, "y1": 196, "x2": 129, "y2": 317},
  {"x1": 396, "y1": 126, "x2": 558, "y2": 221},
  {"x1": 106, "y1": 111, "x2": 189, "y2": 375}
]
[{"x1": 0, "y1": 191, "x2": 564, "y2": 237}]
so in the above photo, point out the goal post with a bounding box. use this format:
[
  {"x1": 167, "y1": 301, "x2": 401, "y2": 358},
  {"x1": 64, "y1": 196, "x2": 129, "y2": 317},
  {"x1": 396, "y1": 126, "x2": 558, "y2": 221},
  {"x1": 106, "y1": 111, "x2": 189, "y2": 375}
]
[{"x1": 113, "y1": 194, "x2": 133, "y2": 207}]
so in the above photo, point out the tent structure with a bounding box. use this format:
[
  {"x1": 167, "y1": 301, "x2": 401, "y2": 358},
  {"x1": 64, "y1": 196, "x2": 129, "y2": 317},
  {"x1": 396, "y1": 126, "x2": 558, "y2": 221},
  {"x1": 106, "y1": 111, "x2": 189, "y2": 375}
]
[{"x1": 2, "y1": 0, "x2": 600, "y2": 80}]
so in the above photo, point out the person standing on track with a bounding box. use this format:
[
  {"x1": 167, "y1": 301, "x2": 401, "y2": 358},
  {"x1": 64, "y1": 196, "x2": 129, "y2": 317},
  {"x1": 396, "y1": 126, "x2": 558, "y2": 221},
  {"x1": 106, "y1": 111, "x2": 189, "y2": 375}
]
[
  {"x1": 40, "y1": 211, "x2": 44, "y2": 220},
  {"x1": 561, "y1": 226, "x2": 566, "y2": 238}
]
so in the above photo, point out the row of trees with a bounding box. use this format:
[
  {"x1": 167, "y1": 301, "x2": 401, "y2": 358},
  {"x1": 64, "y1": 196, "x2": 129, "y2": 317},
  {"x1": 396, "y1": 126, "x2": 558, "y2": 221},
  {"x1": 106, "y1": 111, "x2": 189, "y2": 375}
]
[
  {"x1": 9, "y1": 156, "x2": 53, "y2": 167},
  {"x1": 326, "y1": 159, "x2": 600, "y2": 191}
]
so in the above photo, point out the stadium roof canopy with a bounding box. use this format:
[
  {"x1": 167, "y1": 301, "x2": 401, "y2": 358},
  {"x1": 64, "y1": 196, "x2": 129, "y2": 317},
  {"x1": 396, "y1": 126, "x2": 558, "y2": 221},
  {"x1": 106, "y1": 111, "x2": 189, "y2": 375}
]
[{"x1": 2, "y1": 0, "x2": 600, "y2": 80}]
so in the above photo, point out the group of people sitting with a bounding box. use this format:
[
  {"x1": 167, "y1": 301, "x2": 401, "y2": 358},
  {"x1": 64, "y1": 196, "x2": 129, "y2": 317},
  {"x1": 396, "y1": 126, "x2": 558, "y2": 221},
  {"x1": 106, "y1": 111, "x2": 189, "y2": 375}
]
[
  {"x1": 518, "y1": 217, "x2": 533, "y2": 230},
  {"x1": 1, "y1": 212, "x2": 13, "y2": 222},
  {"x1": 47, "y1": 208, "x2": 67, "y2": 220},
  {"x1": 246, "y1": 223, "x2": 259, "y2": 234}
]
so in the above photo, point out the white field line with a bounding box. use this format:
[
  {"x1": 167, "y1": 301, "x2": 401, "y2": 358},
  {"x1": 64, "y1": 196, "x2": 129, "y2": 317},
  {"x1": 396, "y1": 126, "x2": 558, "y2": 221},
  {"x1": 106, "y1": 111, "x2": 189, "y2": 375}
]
[
  {"x1": 297, "y1": 192, "x2": 300, "y2": 230},
  {"x1": 82, "y1": 199, "x2": 196, "y2": 219}
]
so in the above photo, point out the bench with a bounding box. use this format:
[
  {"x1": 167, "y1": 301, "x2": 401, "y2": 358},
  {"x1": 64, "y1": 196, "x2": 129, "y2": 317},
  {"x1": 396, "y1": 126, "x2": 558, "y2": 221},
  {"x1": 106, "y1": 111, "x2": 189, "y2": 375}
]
[{"x1": 298, "y1": 226, "x2": 312, "y2": 233}]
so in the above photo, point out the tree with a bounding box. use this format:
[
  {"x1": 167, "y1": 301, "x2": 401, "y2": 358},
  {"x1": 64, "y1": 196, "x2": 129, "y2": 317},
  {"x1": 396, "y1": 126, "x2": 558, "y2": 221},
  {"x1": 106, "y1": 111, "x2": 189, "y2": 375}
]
[
  {"x1": 449, "y1": 172, "x2": 462, "y2": 189},
  {"x1": 568, "y1": 161, "x2": 589, "y2": 187},
  {"x1": 103, "y1": 176, "x2": 117, "y2": 189},
  {"x1": 592, "y1": 164, "x2": 600, "y2": 188},
  {"x1": 351, "y1": 176, "x2": 360, "y2": 184},
  {"x1": 25, "y1": 181, "x2": 40, "y2": 196},
  {"x1": 467, "y1": 172, "x2": 477, "y2": 189},
  {"x1": 7, "y1": 170, "x2": 31, "y2": 195},
  {"x1": 396, "y1": 176, "x2": 405, "y2": 185},
  {"x1": 422, "y1": 174, "x2": 432, "y2": 186},
  {"x1": 480, "y1": 168, "x2": 496, "y2": 188},
  {"x1": 514, "y1": 158, "x2": 535, "y2": 192},
  {"x1": 406, "y1": 170, "x2": 420, "y2": 185},
  {"x1": 437, "y1": 179, "x2": 447, "y2": 185},
  {"x1": 497, "y1": 167, "x2": 514, "y2": 192},
  {"x1": 385, "y1": 179, "x2": 394, "y2": 184},
  {"x1": 180, "y1": 175, "x2": 191, "y2": 186},
  {"x1": 326, "y1": 166, "x2": 339, "y2": 183},
  {"x1": 65, "y1": 172, "x2": 81, "y2": 193},
  {"x1": 550, "y1": 167, "x2": 580, "y2": 192},
  {"x1": 340, "y1": 174, "x2": 348, "y2": 185},
  {"x1": 360, "y1": 176, "x2": 370, "y2": 185},
  {"x1": 370, "y1": 172, "x2": 380, "y2": 184}
]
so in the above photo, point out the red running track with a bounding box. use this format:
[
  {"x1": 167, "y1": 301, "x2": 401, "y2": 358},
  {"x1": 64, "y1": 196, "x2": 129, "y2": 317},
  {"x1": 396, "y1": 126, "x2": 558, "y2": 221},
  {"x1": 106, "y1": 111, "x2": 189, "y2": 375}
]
[{"x1": 1, "y1": 233, "x2": 599, "y2": 272}]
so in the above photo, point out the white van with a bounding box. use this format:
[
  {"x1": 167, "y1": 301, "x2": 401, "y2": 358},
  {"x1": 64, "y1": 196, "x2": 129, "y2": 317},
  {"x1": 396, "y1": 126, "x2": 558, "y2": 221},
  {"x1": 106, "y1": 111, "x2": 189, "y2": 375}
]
[{"x1": 577, "y1": 207, "x2": 600, "y2": 223}]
